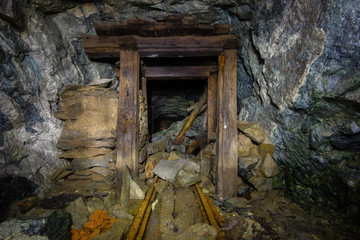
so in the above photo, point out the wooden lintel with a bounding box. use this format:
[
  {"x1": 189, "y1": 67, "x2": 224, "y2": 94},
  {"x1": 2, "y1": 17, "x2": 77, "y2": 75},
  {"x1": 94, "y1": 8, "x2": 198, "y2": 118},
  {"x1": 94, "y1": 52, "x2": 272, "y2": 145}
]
[
  {"x1": 116, "y1": 50, "x2": 140, "y2": 197},
  {"x1": 93, "y1": 19, "x2": 230, "y2": 37},
  {"x1": 216, "y1": 50, "x2": 238, "y2": 198},
  {"x1": 83, "y1": 35, "x2": 239, "y2": 59},
  {"x1": 144, "y1": 66, "x2": 217, "y2": 80},
  {"x1": 207, "y1": 72, "x2": 218, "y2": 141}
]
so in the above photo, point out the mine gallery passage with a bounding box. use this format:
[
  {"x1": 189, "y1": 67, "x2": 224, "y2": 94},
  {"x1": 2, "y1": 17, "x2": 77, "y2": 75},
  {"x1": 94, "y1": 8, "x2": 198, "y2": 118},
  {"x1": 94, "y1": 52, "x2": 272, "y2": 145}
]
[{"x1": 147, "y1": 79, "x2": 206, "y2": 134}]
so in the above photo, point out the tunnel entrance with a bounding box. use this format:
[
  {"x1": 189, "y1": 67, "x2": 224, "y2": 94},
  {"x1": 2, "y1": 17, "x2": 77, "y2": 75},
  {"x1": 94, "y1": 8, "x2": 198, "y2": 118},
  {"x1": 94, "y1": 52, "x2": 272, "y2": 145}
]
[
  {"x1": 83, "y1": 15, "x2": 239, "y2": 197},
  {"x1": 142, "y1": 57, "x2": 215, "y2": 136},
  {"x1": 147, "y1": 79, "x2": 206, "y2": 135}
]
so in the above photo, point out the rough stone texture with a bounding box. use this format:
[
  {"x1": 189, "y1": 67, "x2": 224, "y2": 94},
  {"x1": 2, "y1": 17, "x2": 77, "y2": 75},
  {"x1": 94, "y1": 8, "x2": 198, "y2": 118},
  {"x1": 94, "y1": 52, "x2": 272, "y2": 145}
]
[
  {"x1": 55, "y1": 86, "x2": 118, "y2": 150},
  {"x1": 260, "y1": 154, "x2": 280, "y2": 178},
  {"x1": 174, "y1": 160, "x2": 200, "y2": 187},
  {"x1": 91, "y1": 218, "x2": 131, "y2": 240},
  {"x1": 175, "y1": 223, "x2": 217, "y2": 240},
  {"x1": 235, "y1": 0, "x2": 360, "y2": 220},
  {"x1": 238, "y1": 133, "x2": 258, "y2": 157},
  {"x1": 237, "y1": 121, "x2": 265, "y2": 144},
  {"x1": 65, "y1": 197, "x2": 89, "y2": 229},
  {"x1": 109, "y1": 204, "x2": 134, "y2": 220},
  {"x1": 152, "y1": 159, "x2": 188, "y2": 183},
  {"x1": 0, "y1": 0, "x2": 358, "y2": 223}
]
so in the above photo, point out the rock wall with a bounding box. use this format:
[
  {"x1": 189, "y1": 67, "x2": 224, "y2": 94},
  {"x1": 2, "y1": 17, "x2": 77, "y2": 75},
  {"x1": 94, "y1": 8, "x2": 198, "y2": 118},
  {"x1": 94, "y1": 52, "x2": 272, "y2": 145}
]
[
  {"x1": 0, "y1": 0, "x2": 359, "y2": 219},
  {"x1": 236, "y1": 0, "x2": 360, "y2": 220}
]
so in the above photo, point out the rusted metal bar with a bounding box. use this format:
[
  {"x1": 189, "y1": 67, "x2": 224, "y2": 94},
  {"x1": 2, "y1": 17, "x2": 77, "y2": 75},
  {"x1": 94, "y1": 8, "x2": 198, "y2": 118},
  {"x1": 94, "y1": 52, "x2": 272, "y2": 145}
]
[
  {"x1": 135, "y1": 189, "x2": 157, "y2": 240},
  {"x1": 126, "y1": 176, "x2": 158, "y2": 240},
  {"x1": 194, "y1": 183, "x2": 226, "y2": 240},
  {"x1": 205, "y1": 195, "x2": 225, "y2": 227},
  {"x1": 192, "y1": 185, "x2": 210, "y2": 224}
]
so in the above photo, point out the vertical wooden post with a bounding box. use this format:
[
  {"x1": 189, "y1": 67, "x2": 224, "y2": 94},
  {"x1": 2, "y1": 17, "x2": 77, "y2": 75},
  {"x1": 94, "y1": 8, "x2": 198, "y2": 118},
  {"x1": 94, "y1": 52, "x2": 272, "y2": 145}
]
[
  {"x1": 216, "y1": 50, "x2": 238, "y2": 198},
  {"x1": 116, "y1": 50, "x2": 140, "y2": 197},
  {"x1": 207, "y1": 72, "x2": 217, "y2": 142},
  {"x1": 141, "y1": 77, "x2": 147, "y2": 101}
]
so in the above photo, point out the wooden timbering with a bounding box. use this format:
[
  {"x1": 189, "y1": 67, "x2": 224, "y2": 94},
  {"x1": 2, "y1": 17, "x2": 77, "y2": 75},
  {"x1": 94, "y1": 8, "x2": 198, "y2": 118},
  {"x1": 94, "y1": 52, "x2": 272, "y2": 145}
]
[
  {"x1": 207, "y1": 72, "x2": 217, "y2": 142},
  {"x1": 116, "y1": 50, "x2": 140, "y2": 197},
  {"x1": 145, "y1": 66, "x2": 217, "y2": 80},
  {"x1": 216, "y1": 50, "x2": 238, "y2": 198},
  {"x1": 83, "y1": 35, "x2": 239, "y2": 59}
]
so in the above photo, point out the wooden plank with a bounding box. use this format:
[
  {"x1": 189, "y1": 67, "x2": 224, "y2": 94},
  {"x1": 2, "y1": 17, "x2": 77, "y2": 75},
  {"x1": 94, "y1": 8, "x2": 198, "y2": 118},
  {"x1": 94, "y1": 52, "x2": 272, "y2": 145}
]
[
  {"x1": 216, "y1": 50, "x2": 238, "y2": 198},
  {"x1": 207, "y1": 72, "x2": 217, "y2": 142},
  {"x1": 83, "y1": 35, "x2": 239, "y2": 59},
  {"x1": 116, "y1": 50, "x2": 140, "y2": 197},
  {"x1": 93, "y1": 20, "x2": 229, "y2": 37},
  {"x1": 145, "y1": 66, "x2": 217, "y2": 80}
]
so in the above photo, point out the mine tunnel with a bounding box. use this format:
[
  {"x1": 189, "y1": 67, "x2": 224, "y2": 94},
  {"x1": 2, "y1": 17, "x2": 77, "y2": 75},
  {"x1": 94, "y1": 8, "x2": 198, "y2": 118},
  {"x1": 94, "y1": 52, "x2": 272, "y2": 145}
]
[{"x1": 0, "y1": 1, "x2": 360, "y2": 240}]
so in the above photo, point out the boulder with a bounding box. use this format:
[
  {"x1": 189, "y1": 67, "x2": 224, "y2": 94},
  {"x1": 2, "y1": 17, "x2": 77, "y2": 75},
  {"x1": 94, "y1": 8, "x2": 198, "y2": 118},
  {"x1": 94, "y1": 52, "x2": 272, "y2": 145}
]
[
  {"x1": 237, "y1": 133, "x2": 254, "y2": 157},
  {"x1": 259, "y1": 136, "x2": 275, "y2": 159},
  {"x1": 237, "y1": 121, "x2": 265, "y2": 144},
  {"x1": 109, "y1": 204, "x2": 134, "y2": 220},
  {"x1": 167, "y1": 151, "x2": 186, "y2": 161},
  {"x1": 175, "y1": 160, "x2": 200, "y2": 187},
  {"x1": 238, "y1": 154, "x2": 261, "y2": 178},
  {"x1": 130, "y1": 173, "x2": 148, "y2": 200},
  {"x1": 147, "y1": 140, "x2": 167, "y2": 155},
  {"x1": 152, "y1": 159, "x2": 188, "y2": 183},
  {"x1": 65, "y1": 197, "x2": 89, "y2": 229},
  {"x1": 248, "y1": 177, "x2": 273, "y2": 192},
  {"x1": 261, "y1": 154, "x2": 280, "y2": 178}
]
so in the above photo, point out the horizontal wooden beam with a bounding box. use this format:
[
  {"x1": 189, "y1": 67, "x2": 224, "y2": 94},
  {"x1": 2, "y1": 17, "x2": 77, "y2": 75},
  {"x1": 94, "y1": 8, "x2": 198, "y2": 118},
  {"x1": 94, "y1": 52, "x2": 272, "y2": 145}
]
[
  {"x1": 83, "y1": 35, "x2": 239, "y2": 59},
  {"x1": 144, "y1": 66, "x2": 217, "y2": 80},
  {"x1": 93, "y1": 20, "x2": 230, "y2": 37}
]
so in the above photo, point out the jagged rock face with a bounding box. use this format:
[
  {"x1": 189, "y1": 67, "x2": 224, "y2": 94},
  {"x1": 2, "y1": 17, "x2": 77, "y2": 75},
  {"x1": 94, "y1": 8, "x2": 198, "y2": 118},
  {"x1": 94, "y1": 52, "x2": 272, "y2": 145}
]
[
  {"x1": 236, "y1": 0, "x2": 360, "y2": 219},
  {"x1": 0, "y1": 0, "x2": 359, "y2": 220}
]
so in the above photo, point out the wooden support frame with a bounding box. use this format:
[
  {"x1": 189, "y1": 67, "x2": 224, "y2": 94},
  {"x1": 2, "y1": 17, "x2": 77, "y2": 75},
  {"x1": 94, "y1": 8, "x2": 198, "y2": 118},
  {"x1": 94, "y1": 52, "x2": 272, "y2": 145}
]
[
  {"x1": 145, "y1": 66, "x2": 217, "y2": 80},
  {"x1": 83, "y1": 20, "x2": 240, "y2": 199},
  {"x1": 216, "y1": 50, "x2": 238, "y2": 198},
  {"x1": 207, "y1": 72, "x2": 218, "y2": 141},
  {"x1": 83, "y1": 35, "x2": 239, "y2": 59},
  {"x1": 116, "y1": 50, "x2": 140, "y2": 197}
]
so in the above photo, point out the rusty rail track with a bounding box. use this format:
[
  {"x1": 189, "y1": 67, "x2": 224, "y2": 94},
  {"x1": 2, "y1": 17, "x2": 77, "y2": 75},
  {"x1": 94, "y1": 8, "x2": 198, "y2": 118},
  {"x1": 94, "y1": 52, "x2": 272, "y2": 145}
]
[{"x1": 126, "y1": 179, "x2": 226, "y2": 239}]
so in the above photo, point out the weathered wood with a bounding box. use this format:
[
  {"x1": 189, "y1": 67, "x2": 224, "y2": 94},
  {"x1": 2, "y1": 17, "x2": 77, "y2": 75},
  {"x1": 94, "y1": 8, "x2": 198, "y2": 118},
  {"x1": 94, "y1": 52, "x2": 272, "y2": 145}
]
[
  {"x1": 116, "y1": 50, "x2": 140, "y2": 197},
  {"x1": 93, "y1": 17, "x2": 230, "y2": 37},
  {"x1": 141, "y1": 77, "x2": 147, "y2": 101},
  {"x1": 83, "y1": 35, "x2": 239, "y2": 59},
  {"x1": 145, "y1": 66, "x2": 217, "y2": 80},
  {"x1": 216, "y1": 50, "x2": 238, "y2": 198},
  {"x1": 207, "y1": 72, "x2": 218, "y2": 142},
  {"x1": 174, "y1": 90, "x2": 207, "y2": 145}
]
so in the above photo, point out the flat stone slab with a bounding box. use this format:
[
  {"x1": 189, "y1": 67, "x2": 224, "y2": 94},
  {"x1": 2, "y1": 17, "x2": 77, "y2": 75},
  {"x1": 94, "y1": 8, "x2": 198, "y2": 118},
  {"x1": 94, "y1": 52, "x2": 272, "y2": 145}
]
[{"x1": 152, "y1": 159, "x2": 188, "y2": 183}]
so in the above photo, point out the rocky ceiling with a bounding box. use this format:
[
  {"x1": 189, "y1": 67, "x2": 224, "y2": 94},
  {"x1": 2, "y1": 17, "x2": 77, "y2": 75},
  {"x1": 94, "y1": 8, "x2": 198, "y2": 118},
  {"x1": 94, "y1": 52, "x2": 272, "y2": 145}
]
[{"x1": 0, "y1": 0, "x2": 359, "y2": 223}]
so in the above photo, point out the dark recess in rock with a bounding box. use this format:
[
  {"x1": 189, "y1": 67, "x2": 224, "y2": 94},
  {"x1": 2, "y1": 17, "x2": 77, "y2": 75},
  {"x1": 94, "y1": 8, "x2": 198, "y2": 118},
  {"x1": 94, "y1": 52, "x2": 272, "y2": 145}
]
[{"x1": 0, "y1": 176, "x2": 38, "y2": 223}]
